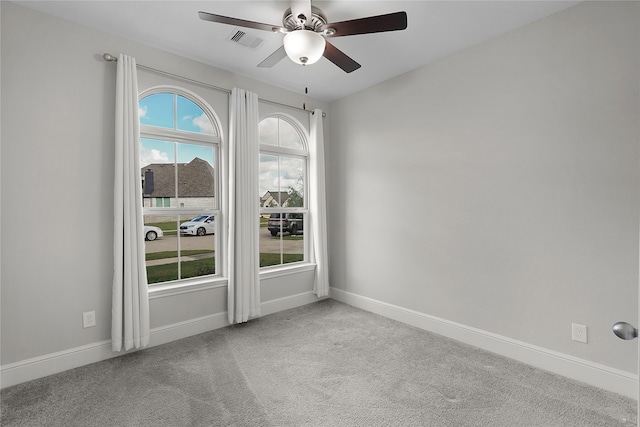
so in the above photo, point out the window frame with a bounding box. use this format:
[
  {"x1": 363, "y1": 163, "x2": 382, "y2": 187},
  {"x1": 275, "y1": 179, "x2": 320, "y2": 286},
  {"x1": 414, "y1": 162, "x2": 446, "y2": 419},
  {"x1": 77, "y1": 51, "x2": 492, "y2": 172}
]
[
  {"x1": 259, "y1": 113, "x2": 310, "y2": 270},
  {"x1": 139, "y1": 86, "x2": 223, "y2": 287}
]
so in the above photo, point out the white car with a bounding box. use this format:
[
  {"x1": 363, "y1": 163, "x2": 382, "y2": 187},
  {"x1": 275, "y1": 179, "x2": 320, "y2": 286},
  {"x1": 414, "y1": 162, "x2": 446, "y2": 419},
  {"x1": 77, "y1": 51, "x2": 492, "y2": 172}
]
[
  {"x1": 144, "y1": 225, "x2": 163, "y2": 241},
  {"x1": 180, "y1": 215, "x2": 215, "y2": 236}
]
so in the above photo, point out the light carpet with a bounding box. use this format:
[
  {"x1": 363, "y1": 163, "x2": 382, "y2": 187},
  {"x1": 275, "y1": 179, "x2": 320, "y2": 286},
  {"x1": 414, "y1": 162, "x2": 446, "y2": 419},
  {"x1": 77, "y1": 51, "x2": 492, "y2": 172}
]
[{"x1": 1, "y1": 299, "x2": 636, "y2": 426}]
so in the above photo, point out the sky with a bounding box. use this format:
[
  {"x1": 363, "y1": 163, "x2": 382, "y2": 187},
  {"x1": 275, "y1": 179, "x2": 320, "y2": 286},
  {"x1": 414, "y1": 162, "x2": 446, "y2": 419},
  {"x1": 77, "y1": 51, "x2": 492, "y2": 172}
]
[
  {"x1": 139, "y1": 93, "x2": 215, "y2": 167},
  {"x1": 139, "y1": 93, "x2": 305, "y2": 199},
  {"x1": 258, "y1": 118, "x2": 306, "y2": 199}
]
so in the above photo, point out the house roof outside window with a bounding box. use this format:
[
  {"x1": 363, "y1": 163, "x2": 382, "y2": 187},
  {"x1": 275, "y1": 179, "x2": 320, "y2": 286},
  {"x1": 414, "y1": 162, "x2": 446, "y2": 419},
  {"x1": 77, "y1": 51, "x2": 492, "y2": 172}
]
[
  {"x1": 142, "y1": 157, "x2": 214, "y2": 198},
  {"x1": 261, "y1": 191, "x2": 290, "y2": 208}
]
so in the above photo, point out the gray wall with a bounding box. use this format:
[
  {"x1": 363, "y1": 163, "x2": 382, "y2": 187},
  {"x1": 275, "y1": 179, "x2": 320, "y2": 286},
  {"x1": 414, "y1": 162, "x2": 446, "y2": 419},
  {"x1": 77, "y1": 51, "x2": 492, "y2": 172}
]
[
  {"x1": 327, "y1": 1, "x2": 640, "y2": 373},
  {"x1": 1, "y1": 2, "x2": 326, "y2": 366},
  {"x1": 2, "y1": 0, "x2": 639, "y2": 383}
]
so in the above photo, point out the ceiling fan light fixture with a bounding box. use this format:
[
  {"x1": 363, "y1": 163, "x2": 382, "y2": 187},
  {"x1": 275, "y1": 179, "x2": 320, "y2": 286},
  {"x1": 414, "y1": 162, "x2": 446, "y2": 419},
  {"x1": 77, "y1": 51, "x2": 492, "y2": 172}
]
[{"x1": 283, "y1": 30, "x2": 326, "y2": 65}]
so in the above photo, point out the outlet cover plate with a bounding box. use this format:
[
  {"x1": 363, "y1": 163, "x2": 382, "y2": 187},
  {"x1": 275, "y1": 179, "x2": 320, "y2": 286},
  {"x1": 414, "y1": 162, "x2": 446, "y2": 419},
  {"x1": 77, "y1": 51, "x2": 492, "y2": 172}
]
[
  {"x1": 83, "y1": 311, "x2": 96, "y2": 328},
  {"x1": 572, "y1": 323, "x2": 587, "y2": 343}
]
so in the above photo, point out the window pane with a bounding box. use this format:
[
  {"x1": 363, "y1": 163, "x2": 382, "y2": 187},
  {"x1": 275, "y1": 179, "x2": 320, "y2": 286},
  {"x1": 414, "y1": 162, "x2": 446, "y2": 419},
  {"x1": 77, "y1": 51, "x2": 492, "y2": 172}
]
[
  {"x1": 176, "y1": 143, "x2": 215, "y2": 209},
  {"x1": 280, "y1": 156, "x2": 304, "y2": 207},
  {"x1": 260, "y1": 213, "x2": 304, "y2": 267},
  {"x1": 144, "y1": 214, "x2": 216, "y2": 284},
  {"x1": 141, "y1": 138, "x2": 175, "y2": 166},
  {"x1": 144, "y1": 214, "x2": 178, "y2": 284},
  {"x1": 177, "y1": 95, "x2": 215, "y2": 135},
  {"x1": 141, "y1": 139, "x2": 176, "y2": 206},
  {"x1": 139, "y1": 93, "x2": 174, "y2": 129},
  {"x1": 259, "y1": 116, "x2": 307, "y2": 270},
  {"x1": 260, "y1": 153, "x2": 281, "y2": 207},
  {"x1": 260, "y1": 214, "x2": 280, "y2": 267},
  {"x1": 178, "y1": 214, "x2": 216, "y2": 278},
  {"x1": 282, "y1": 213, "x2": 304, "y2": 265},
  {"x1": 278, "y1": 120, "x2": 303, "y2": 149},
  {"x1": 259, "y1": 117, "x2": 279, "y2": 146},
  {"x1": 260, "y1": 155, "x2": 304, "y2": 208},
  {"x1": 140, "y1": 90, "x2": 220, "y2": 286}
]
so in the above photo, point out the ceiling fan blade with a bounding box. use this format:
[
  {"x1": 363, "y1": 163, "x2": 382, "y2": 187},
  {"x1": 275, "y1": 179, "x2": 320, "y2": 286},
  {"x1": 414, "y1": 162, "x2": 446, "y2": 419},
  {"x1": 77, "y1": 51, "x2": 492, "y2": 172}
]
[
  {"x1": 321, "y1": 11, "x2": 407, "y2": 38},
  {"x1": 258, "y1": 45, "x2": 288, "y2": 68},
  {"x1": 323, "y1": 41, "x2": 361, "y2": 73},
  {"x1": 290, "y1": 0, "x2": 312, "y2": 27},
  {"x1": 198, "y1": 11, "x2": 285, "y2": 33}
]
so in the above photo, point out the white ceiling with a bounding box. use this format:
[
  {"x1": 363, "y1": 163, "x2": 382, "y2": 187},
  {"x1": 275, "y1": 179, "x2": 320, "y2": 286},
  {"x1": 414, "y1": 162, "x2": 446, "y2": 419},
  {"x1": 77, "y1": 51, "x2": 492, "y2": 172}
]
[{"x1": 15, "y1": 1, "x2": 580, "y2": 103}]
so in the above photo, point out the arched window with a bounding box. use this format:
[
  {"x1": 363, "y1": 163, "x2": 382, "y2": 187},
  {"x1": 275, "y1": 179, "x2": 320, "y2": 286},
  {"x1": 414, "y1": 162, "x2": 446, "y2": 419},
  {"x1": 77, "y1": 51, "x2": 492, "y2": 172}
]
[
  {"x1": 259, "y1": 115, "x2": 309, "y2": 268},
  {"x1": 139, "y1": 88, "x2": 222, "y2": 285}
]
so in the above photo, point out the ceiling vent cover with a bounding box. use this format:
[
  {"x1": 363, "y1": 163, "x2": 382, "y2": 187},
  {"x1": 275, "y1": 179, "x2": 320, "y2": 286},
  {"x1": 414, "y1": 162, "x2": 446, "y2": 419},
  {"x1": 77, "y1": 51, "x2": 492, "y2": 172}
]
[{"x1": 227, "y1": 29, "x2": 264, "y2": 50}]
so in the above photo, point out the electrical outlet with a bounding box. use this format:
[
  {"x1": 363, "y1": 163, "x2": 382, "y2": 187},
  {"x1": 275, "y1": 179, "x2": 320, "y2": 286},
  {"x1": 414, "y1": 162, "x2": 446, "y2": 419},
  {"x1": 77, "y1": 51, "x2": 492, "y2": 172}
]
[
  {"x1": 83, "y1": 311, "x2": 96, "y2": 329},
  {"x1": 572, "y1": 323, "x2": 587, "y2": 343}
]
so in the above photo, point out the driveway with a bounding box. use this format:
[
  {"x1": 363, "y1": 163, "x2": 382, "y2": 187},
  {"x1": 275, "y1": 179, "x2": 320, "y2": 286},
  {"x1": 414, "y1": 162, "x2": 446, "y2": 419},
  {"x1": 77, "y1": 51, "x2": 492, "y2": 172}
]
[{"x1": 259, "y1": 226, "x2": 304, "y2": 254}]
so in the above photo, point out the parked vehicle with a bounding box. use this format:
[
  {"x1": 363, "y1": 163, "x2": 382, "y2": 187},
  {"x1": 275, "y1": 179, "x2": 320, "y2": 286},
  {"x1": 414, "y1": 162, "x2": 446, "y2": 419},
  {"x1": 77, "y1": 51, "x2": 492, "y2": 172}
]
[
  {"x1": 180, "y1": 215, "x2": 215, "y2": 236},
  {"x1": 144, "y1": 225, "x2": 163, "y2": 241},
  {"x1": 267, "y1": 213, "x2": 303, "y2": 236}
]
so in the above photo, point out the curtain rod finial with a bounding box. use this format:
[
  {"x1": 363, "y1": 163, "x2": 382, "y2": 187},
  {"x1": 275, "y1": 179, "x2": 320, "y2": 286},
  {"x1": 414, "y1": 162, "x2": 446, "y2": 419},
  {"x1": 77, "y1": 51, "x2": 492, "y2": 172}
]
[{"x1": 103, "y1": 53, "x2": 117, "y2": 62}]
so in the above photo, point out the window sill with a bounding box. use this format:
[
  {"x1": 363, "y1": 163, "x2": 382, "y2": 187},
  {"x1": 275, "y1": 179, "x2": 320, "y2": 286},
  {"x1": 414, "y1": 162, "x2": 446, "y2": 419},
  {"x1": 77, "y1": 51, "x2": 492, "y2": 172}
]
[
  {"x1": 260, "y1": 263, "x2": 316, "y2": 280},
  {"x1": 148, "y1": 276, "x2": 228, "y2": 300},
  {"x1": 148, "y1": 264, "x2": 317, "y2": 299}
]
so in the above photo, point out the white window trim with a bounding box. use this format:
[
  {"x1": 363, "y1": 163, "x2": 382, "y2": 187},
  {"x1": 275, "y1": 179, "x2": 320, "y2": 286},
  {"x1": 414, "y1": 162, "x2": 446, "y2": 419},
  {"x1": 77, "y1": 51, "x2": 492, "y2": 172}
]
[
  {"x1": 259, "y1": 113, "x2": 311, "y2": 269},
  {"x1": 149, "y1": 261, "x2": 318, "y2": 299},
  {"x1": 260, "y1": 262, "x2": 316, "y2": 280},
  {"x1": 140, "y1": 125, "x2": 220, "y2": 145},
  {"x1": 140, "y1": 86, "x2": 224, "y2": 286},
  {"x1": 259, "y1": 145, "x2": 307, "y2": 159},
  {"x1": 139, "y1": 85, "x2": 223, "y2": 137},
  {"x1": 148, "y1": 276, "x2": 228, "y2": 299}
]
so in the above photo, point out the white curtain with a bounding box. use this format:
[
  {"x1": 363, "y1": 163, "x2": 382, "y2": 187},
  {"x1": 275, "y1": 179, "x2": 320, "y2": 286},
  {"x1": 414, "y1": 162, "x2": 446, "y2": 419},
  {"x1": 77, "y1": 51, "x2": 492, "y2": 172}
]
[
  {"x1": 111, "y1": 54, "x2": 150, "y2": 352},
  {"x1": 309, "y1": 109, "x2": 330, "y2": 297},
  {"x1": 228, "y1": 88, "x2": 261, "y2": 324}
]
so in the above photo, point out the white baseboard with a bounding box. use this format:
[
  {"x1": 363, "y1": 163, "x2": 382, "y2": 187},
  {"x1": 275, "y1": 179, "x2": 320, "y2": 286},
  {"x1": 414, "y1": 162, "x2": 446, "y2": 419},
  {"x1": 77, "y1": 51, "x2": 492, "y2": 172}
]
[
  {"x1": 261, "y1": 291, "x2": 325, "y2": 316},
  {"x1": 0, "y1": 339, "x2": 115, "y2": 390},
  {"x1": 330, "y1": 287, "x2": 638, "y2": 400},
  {"x1": 150, "y1": 311, "x2": 230, "y2": 347},
  {"x1": 5, "y1": 288, "x2": 634, "y2": 399},
  {"x1": 1, "y1": 291, "x2": 321, "y2": 389}
]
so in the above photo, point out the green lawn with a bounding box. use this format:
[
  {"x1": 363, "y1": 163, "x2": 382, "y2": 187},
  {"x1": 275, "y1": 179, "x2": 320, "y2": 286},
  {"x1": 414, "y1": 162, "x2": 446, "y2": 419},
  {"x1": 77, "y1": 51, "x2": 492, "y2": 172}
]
[
  {"x1": 147, "y1": 252, "x2": 304, "y2": 283},
  {"x1": 146, "y1": 249, "x2": 213, "y2": 261},
  {"x1": 259, "y1": 253, "x2": 304, "y2": 267},
  {"x1": 147, "y1": 258, "x2": 215, "y2": 284}
]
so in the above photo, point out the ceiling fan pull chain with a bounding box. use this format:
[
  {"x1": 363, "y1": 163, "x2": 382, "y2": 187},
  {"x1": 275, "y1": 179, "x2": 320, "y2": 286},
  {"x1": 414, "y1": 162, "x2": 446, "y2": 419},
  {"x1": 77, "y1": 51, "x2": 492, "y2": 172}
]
[
  {"x1": 302, "y1": 64, "x2": 309, "y2": 109},
  {"x1": 303, "y1": 85, "x2": 308, "y2": 110}
]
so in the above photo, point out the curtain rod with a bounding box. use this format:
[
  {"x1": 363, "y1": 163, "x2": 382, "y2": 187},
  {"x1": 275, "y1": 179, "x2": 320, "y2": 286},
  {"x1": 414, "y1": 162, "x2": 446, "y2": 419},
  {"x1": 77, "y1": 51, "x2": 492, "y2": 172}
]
[{"x1": 102, "y1": 53, "x2": 325, "y2": 117}]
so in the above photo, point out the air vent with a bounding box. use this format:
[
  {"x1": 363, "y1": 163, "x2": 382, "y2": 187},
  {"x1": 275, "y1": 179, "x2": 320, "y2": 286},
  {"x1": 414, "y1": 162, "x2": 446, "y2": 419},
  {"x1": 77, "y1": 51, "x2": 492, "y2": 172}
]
[{"x1": 226, "y1": 29, "x2": 264, "y2": 50}]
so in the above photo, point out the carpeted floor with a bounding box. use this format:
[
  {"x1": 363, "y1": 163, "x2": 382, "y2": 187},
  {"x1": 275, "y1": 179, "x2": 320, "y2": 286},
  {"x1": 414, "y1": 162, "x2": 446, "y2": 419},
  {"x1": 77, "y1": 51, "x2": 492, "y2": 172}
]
[{"x1": 1, "y1": 299, "x2": 636, "y2": 426}]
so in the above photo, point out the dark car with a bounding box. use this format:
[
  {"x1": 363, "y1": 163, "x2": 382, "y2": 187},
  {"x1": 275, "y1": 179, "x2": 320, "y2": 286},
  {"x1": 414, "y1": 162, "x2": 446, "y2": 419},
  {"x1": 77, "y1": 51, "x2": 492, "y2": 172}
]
[{"x1": 267, "y1": 213, "x2": 303, "y2": 236}]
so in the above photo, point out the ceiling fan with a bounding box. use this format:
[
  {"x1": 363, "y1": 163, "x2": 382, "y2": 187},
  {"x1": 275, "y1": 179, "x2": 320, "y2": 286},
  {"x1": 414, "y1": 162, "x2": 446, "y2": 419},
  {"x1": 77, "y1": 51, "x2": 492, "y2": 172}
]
[{"x1": 198, "y1": 0, "x2": 407, "y2": 73}]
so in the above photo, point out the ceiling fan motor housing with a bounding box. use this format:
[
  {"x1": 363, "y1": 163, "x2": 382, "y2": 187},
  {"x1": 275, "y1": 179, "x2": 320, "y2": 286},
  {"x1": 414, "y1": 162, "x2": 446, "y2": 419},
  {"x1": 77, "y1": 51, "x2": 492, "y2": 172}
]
[{"x1": 283, "y1": 6, "x2": 327, "y2": 31}]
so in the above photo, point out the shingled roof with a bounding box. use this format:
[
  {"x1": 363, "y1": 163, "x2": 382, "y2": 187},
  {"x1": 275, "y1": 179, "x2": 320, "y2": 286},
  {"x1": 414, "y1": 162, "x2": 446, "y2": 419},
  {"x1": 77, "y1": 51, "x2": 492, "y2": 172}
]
[
  {"x1": 261, "y1": 191, "x2": 290, "y2": 207},
  {"x1": 142, "y1": 157, "x2": 214, "y2": 198}
]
